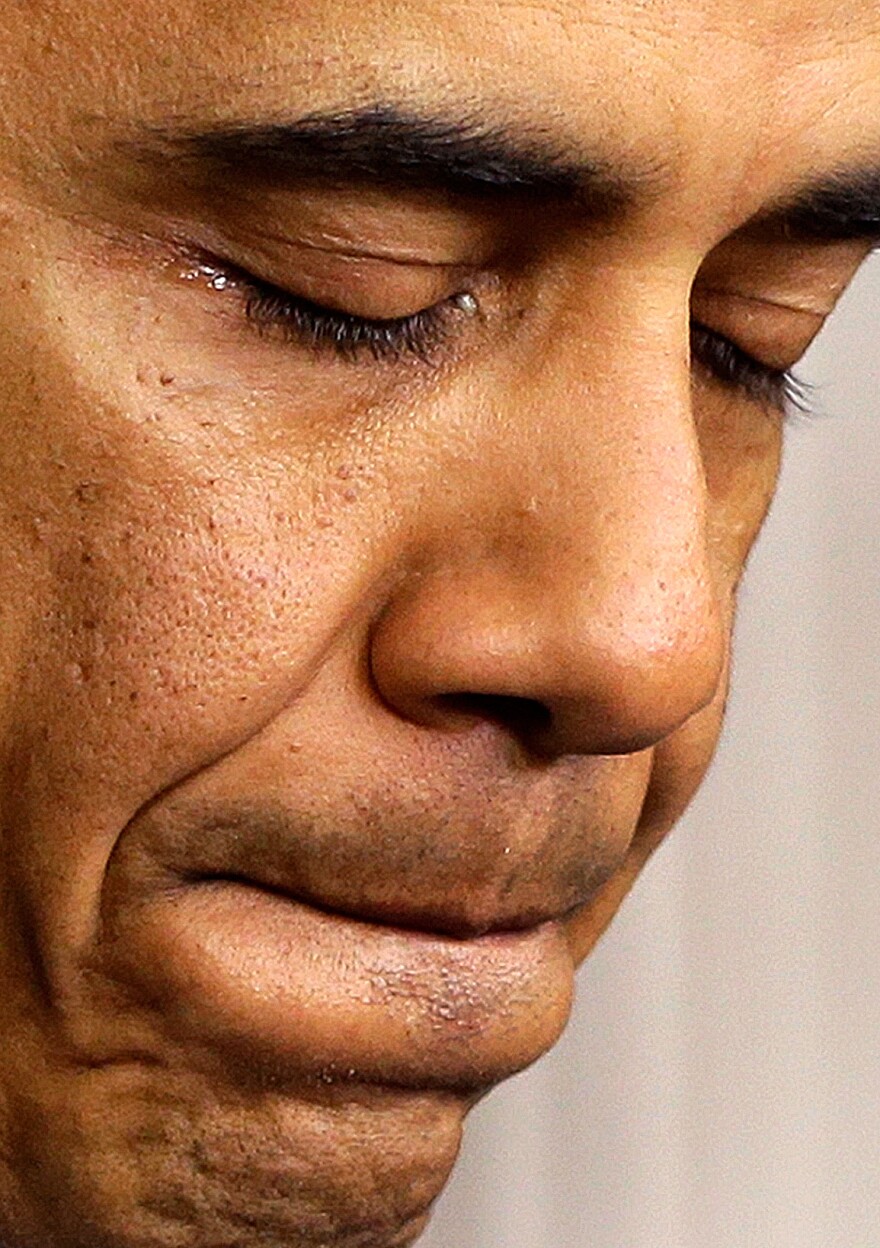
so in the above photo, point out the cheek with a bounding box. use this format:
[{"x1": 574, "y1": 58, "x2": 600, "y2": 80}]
[
  {"x1": 0, "y1": 318, "x2": 401, "y2": 968},
  {"x1": 0, "y1": 208, "x2": 389, "y2": 798},
  {"x1": 696, "y1": 382, "x2": 785, "y2": 577},
  {"x1": 0, "y1": 463, "x2": 386, "y2": 955},
  {"x1": 9, "y1": 474, "x2": 322, "y2": 798},
  {"x1": 0, "y1": 303, "x2": 387, "y2": 811}
]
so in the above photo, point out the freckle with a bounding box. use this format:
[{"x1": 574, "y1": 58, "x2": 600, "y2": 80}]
[
  {"x1": 198, "y1": 420, "x2": 215, "y2": 428},
  {"x1": 80, "y1": 551, "x2": 93, "y2": 565},
  {"x1": 19, "y1": 279, "x2": 31, "y2": 292},
  {"x1": 129, "y1": 691, "x2": 139, "y2": 703}
]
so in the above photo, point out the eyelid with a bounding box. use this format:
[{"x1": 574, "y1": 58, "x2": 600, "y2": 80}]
[
  {"x1": 696, "y1": 283, "x2": 831, "y2": 320},
  {"x1": 696, "y1": 235, "x2": 871, "y2": 310},
  {"x1": 691, "y1": 286, "x2": 824, "y2": 374},
  {"x1": 230, "y1": 266, "x2": 481, "y2": 366},
  {"x1": 194, "y1": 242, "x2": 476, "y2": 323},
  {"x1": 247, "y1": 224, "x2": 475, "y2": 269},
  {"x1": 234, "y1": 171, "x2": 527, "y2": 269}
]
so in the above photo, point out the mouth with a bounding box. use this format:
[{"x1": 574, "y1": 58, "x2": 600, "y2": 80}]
[
  {"x1": 180, "y1": 865, "x2": 578, "y2": 939},
  {"x1": 100, "y1": 856, "x2": 578, "y2": 1094}
]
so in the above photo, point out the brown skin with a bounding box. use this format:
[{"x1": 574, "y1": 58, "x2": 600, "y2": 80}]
[{"x1": 0, "y1": 1, "x2": 878, "y2": 1245}]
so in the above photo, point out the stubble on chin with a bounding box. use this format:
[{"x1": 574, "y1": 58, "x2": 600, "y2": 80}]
[{"x1": 0, "y1": 1044, "x2": 465, "y2": 1248}]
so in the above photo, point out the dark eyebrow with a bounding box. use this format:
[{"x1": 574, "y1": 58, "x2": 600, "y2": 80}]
[
  {"x1": 124, "y1": 103, "x2": 665, "y2": 213},
  {"x1": 752, "y1": 166, "x2": 880, "y2": 245},
  {"x1": 124, "y1": 105, "x2": 880, "y2": 249}
]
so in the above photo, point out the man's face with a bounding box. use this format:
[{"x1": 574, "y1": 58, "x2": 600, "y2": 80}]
[{"x1": 0, "y1": 1, "x2": 877, "y2": 1244}]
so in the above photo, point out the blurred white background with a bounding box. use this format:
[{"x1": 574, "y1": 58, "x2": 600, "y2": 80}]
[{"x1": 420, "y1": 255, "x2": 880, "y2": 1248}]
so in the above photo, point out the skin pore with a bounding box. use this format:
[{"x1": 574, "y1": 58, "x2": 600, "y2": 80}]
[{"x1": 0, "y1": 1, "x2": 878, "y2": 1245}]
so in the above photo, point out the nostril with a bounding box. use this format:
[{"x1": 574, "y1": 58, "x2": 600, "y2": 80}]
[{"x1": 433, "y1": 691, "x2": 552, "y2": 737}]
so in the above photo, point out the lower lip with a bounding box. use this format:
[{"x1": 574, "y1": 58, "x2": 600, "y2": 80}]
[{"x1": 111, "y1": 880, "x2": 576, "y2": 1091}]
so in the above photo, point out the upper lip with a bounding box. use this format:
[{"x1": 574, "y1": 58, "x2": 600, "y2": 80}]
[{"x1": 132, "y1": 798, "x2": 613, "y2": 942}]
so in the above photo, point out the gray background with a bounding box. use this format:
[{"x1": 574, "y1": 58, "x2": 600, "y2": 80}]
[{"x1": 420, "y1": 255, "x2": 880, "y2": 1248}]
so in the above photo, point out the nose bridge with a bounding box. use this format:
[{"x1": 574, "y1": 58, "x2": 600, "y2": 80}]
[
  {"x1": 476, "y1": 309, "x2": 714, "y2": 622},
  {"x1": 371, "y1": 304, "x2": 726, "y2": 757}
]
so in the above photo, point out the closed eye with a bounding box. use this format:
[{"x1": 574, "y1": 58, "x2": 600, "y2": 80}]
[
  {"x1": 199, "y1": 260, "x2": 812, "y2": 415},
  {"x1": 243, "y1": 284, "x2": 465, "y2": 362},
  {"x1": 690, "y1": 322, "x2": 811, "y2": 416}
]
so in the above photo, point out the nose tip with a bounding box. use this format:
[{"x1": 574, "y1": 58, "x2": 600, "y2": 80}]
[
  {"x1": 529, "y1": 614, "x2": 726, "y2": 756},
  {"x1": 369, "y1": 567, "x2": 726, "y2": 759}
]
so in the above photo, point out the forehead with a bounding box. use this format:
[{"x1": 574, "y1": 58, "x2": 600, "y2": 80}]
[{"x1": 5, "y1": 0, "x2": 880, "y2": 231}]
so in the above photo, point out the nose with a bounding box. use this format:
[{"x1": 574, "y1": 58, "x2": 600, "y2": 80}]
[{"x1": 369, "y1": 325, "x2": 726, "y2": 759}]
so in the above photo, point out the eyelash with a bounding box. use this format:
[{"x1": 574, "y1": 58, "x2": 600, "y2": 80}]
[
  {"x1": 689, "y1": 322, "x2": 808, "y2": 415},
  {"x1": 243, "y1": 284, "x2": 461, "y2": 363},
  {"x1": 238, "y1": 275, "x2": 807, "y2": 415}
]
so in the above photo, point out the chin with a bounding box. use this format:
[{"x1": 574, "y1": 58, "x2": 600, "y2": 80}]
[
  {"x1": 9, "y1": 1055, "x2": 468, "y2": 1248},
  {"x1": 7, "y1": 844, "x2": 578, "y2": 1248}
]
